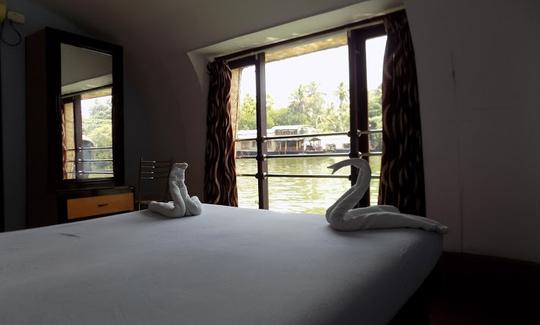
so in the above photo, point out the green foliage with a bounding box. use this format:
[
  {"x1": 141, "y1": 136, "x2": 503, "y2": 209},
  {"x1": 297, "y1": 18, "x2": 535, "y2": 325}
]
[
  {"x1": 368, "y1": 85, "x2": 383, "y2": 130},
  {"x1": 82, "y1": 98, "x2": 112, "y2": 146},
  {"x1": 286, "y1": 82, "x2": 326, "y2": 129},
  {"x1": 237, "y1": 94, "x2": 257, "y2": 130},
  {"x1": 269, "y1": 106, "x2": 304, "y2": 127},
  {"x1": 81, "y1": 97, "x2": 113, "y2": 162},
  {"x1": 367, "y1": 86, "x2": 383, "y2": 152},
  {"x1": 318, "y1": 82, "x2": 350, "y2": 132},
  {"x1": 236, "y1": 82, "x2": 384, "y2": 148}
]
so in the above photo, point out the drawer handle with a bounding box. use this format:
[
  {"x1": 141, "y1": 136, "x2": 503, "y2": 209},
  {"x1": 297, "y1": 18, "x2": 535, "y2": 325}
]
[{"x1": 97, "y1": 203, "x2": 109, "y2": 207}]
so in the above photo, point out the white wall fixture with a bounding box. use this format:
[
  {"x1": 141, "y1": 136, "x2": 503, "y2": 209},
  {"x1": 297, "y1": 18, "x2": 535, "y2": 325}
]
[{"x1": 7, "y1": 11, "x2": 25, "y2": 24}]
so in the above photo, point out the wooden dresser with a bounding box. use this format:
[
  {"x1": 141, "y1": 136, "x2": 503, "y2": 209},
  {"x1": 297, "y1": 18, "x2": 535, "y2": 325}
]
[{"x1": 60, "y1": 187, "x2": 134, "y2": 223}]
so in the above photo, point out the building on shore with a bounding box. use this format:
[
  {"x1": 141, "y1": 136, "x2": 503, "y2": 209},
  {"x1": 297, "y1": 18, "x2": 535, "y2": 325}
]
[{"x1": 236, "y1": 125, "x2": 349, "y2": 157}]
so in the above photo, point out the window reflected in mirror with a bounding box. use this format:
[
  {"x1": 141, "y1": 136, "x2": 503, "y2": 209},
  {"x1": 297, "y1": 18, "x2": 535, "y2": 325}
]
[
  {"x1": 60, "y1": 43, "x2": 114, "y2": 180},
  {"x1": 62, "y1": 88, "x2": 114, "y2": 180}
]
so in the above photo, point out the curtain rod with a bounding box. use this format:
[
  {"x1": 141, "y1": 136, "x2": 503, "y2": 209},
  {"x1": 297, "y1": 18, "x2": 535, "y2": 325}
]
[{"x1": 215, "y1": 8, "x2": 405, "y2": 63}]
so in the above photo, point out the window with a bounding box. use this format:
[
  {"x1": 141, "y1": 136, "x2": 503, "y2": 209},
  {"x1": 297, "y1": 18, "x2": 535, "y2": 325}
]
[
  {"x1": 365, "y1": 34, "x2": 387, "y2": 205},
  {"x1": 61, "y1": 87, "x2": 114, "y2": 180},
  {"x1": 230, "y1": 24, "x2": 387, "y2": 213},
  {"x1": 232, "y1": 64, "x2": 258, "y2": 208}
]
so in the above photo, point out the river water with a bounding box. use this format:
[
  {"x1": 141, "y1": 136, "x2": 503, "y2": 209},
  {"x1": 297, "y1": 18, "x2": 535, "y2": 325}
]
[{"x1": 237, "y1": 156, "x2": 380, "y2": 214}]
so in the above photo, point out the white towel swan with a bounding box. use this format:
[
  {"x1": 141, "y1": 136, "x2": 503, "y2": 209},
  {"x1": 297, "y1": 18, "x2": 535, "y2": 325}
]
[
  {"x1": 148, "y1": 163, "x2": 202, "y2": 218},
  {"x1": 174, "y1": 163, "x2": 202, "y2": 216},
  {"x1": 326, "y1": 158, "x2": 448, "y2": 234}
]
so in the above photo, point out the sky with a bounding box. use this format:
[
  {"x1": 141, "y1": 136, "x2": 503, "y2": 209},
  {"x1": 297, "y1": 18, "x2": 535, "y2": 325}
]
[
  {"x1": 239, "y1": 35, "x2": 387, "y2": 109},
  {"x1": 81, "y1": 96, "x2": 111, "y2": 118}
]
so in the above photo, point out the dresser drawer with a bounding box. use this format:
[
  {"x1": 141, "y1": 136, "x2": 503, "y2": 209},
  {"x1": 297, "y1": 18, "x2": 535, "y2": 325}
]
[{"x1": 67, "y1": 193, "x2": 134, "y2": 220}]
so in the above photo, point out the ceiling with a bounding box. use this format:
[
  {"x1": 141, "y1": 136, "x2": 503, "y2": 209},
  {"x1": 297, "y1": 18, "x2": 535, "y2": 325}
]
[
  {"x1": 191, "y1": 0, "x2": 402, "y2": 59},
  {"x1": 37, "y1": 0, "x2": 379, "y2": 52}
]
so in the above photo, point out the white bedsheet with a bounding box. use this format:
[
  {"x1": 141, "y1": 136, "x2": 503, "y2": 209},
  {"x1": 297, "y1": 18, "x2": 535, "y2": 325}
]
[{"x1": 0, "y1": 204, "x2": 442, "y2": 325}]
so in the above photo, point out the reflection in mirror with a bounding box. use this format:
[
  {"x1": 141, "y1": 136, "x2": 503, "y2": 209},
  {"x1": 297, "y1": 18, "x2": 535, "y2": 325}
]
[{"x1": 60, "y1": 44, "x2": 114, "y2": 180}]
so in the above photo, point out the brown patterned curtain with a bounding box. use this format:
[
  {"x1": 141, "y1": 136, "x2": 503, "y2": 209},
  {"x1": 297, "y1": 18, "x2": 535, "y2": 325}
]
[
  {"x1": 204, "y1": 60, "x2": 238, "y2": 206},
  {"x1": 378, "y1": 11, "x2": 426, "y2": 216}
]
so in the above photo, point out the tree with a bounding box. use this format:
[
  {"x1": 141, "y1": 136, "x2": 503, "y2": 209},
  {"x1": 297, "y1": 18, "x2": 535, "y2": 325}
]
[
  {"x1": 286, "y1": 82, "x2": 326, "y2": 129},
  {"x1": 80, "y1": 97, "x2": 113, "y2": 169},
  {"x1": 88, "y1": 98, "x2": 112, "y2": 120},
  {"x1": 318, "y1": 102, "x2": 339, "y2": 132},
  {"x1": 237, "y1": 94, "x2": 256, "y2": 130},
  {"x1": 87, "y1": 124, "x2": 113, "y2": 158},
  {"x1": 368, "y1": 85, "x2": 383, "y2": 152},
  {"x1": 265, "y1": 95, "x2": 276, "y2": 128},
  {"x1": 235, "y1": 83, "x2": 353, "y2": 132},
  {"x1": 368, "y1": 85, "x2": 382, "y2": 130},
  {"x1": 334, "y1": 82, "x2": 350, "y2": 132},
  {"x1": 82, "y1": 98, "x2": 112, "y2": 147},
  {"x1": 317, "y1": 82, "x2": 349, "y2": 133}
]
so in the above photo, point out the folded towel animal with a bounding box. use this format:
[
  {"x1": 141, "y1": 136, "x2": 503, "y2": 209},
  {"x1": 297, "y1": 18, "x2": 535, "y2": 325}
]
[
  {"x1": 149, "y1": 162, "x2": 202, "y2": 218},
  {"x1": 326, "y1": 158, "x2": 448, "y2": 234}
]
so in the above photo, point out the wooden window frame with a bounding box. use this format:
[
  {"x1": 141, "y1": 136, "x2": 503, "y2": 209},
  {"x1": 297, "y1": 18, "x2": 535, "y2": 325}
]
[
  {"x1": 349, "y1": 24, "x2": 386, "y2": 207},
  {"x1": 230, "y1": 22, "x2": 386, "y2": 210}
]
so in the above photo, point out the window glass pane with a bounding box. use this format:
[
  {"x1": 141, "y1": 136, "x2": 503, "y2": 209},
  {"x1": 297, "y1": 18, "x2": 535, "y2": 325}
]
[
  {"x1": 369, "y1": 155, "x2": 382, "y2": 177},
  {"x1": 236, "y1": 140, "x2": 257, "y2": 158},
  {"x1": 366, "y1": 36, "x2": 386, "y2": 132},
  {"x1": 321, "y1": 134, "x2": 350, "y2": 153},
  {"x1": 369, "y1": 156, "x2": 381, "y2": 207},
  {"x1": 268, "y1": 177, "x2": 351, "y2": 214},
  {"x1": 233, "y1": 66, "x2": 256, "y2": 140},
  {"x1": 366, "y1": 35, "x2": 386, "y2": 206},
  {"x1": 62, "y1": 87, "x2": 114, "y2": 180},
  {"x1": 62, "y1": 102, "x2": 76, "y2": 180},
  {"x1": 266, "y1": 134, "x2": 350, "y2": 155},
  {"x1": 233, "y1": 66, "x2": 258, "y2": 207},
  {"x1": 237, "y1": 176, "x2": 259, "y2": 209},
  {"x1": 369, "y1": 132, "x2": 382, "y2": 153},
  {"x1": 236, "y1": 158, "x2": 257, "y2": 175},
  {"x1": 262, "y1": 34, "x2": 351, "y2": 213},
  {"x1": 267, "y1": 156, "x2": 349, "y2": 176},
  {"x1": 370, "y1": 178, "x2": 380, "y2": 206},
  {"x1": 233, "y1": 33, "x2": 387, "y2": 212},
  {"x1": 266, "y1": 34, "x2": 349, "y2": 136},
  {"x1": 80, "y1": 89, "x2": 113, "y2": 179}
]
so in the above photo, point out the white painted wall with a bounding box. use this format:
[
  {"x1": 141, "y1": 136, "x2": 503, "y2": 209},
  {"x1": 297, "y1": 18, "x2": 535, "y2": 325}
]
[{"x1": 405, "y1": 0, "x2": 540, "y2": 262}]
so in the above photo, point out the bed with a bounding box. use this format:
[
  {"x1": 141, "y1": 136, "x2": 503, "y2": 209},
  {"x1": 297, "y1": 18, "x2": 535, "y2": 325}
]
[{"x1": 0, "y1": 204, "x2": 441, "y2": 324}]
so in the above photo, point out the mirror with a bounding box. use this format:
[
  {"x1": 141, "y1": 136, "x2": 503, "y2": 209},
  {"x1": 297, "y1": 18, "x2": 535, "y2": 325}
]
[{"x1": 60, "y1": 44, "x2": 114, "y2": 180}]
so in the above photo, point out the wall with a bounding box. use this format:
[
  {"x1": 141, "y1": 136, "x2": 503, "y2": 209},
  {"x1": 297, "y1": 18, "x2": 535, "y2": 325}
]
[
  {"x1": 405, "y1": 0, "x2": 540, "y2": 262},
  {"x1": 0, "y1": 0, "x2": 86, "y2": 230},
  {"x1": 1, "y1": 0, "x2": 146, "y2": 231}
]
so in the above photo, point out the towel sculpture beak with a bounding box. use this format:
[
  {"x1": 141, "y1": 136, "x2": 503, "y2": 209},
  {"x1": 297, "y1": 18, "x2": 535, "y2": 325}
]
[
  {"x1": 326, "y1": 158, "x2": 448, "y2": 234},
  {"x1": 149, "y1": 162, "x2": 203, "y2": 218}
]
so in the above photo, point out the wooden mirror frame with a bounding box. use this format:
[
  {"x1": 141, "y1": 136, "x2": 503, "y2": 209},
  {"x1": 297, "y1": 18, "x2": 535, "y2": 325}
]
[{"x1": 46, "y1": 28, "x2": 124, "y2": 189}]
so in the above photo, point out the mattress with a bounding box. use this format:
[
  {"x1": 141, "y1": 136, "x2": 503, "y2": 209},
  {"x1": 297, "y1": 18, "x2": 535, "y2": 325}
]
[{"x1": 0, "y1": 204, "x2": 442, "y2": 325}]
